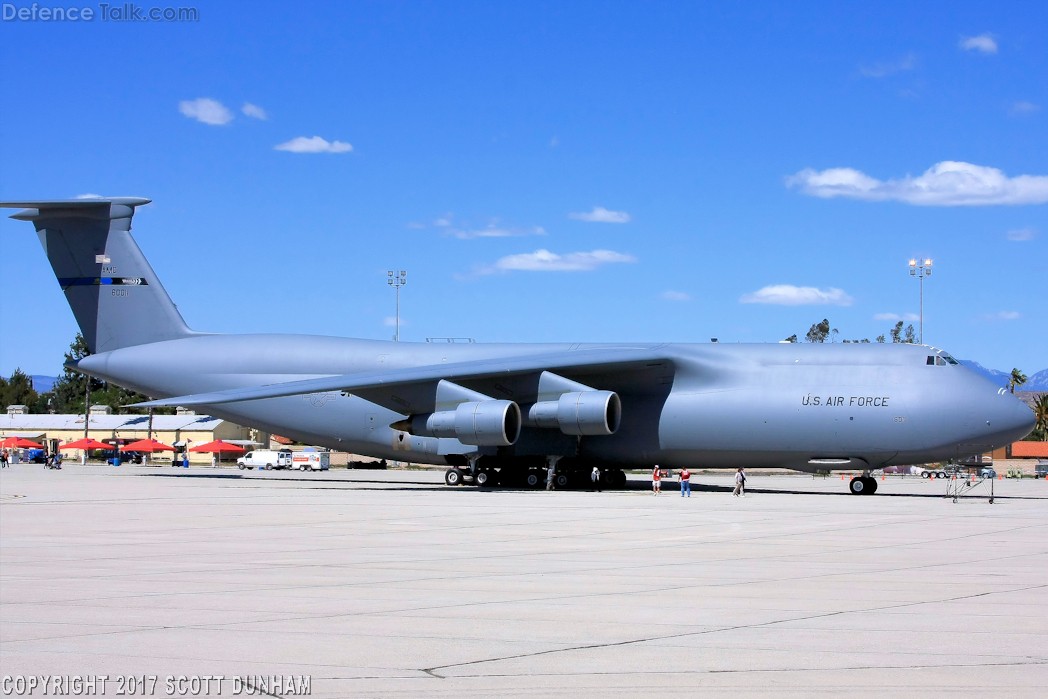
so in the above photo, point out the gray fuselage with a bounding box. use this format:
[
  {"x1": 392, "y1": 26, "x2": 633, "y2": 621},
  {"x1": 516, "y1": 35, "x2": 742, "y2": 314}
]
[{"x1": 76, "y1": 335, "x2": 1033, "y2": 471}]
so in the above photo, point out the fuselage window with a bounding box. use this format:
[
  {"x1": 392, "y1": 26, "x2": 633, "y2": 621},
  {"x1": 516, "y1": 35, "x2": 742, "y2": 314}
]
[{"x1": 927, "y1": 356, "x2": 936, "y2": 365}]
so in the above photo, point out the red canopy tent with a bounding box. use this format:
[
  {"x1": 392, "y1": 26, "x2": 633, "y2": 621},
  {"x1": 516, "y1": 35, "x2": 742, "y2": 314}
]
[
  {"x1": 59, "y1": 438, "x2": 113, "y2": 451},
  {"x1": 120, "y1": 439, "x2": 175, "y2": 453},
  {"x1": 189, "y1": 440, "x2": 246, "y2": 466},
  {"x1": 0, "y1": 436, "x2": 44, "y2": 449},
  {"x1": 189, "y1": 440, "x2": 247, "y2": 454}
]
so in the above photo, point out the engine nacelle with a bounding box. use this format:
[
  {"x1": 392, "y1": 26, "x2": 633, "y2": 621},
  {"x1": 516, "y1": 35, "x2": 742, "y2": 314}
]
[
  {"x1": 526, "y1": 390, "x2": 621, "y2": 436},
  {"x1": 407, "y1": 400, "x2": 521, "y2": 446}
]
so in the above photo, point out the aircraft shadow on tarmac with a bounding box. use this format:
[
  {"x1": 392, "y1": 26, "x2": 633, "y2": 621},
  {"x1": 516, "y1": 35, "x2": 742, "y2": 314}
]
[{"x1": 138, "y1": 471, "x2": 1034, "y2": 500}]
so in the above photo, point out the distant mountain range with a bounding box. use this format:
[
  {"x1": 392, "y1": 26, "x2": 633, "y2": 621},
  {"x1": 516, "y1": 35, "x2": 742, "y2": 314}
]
[
  {"x1": 30, "y1": 375, "x2": 57, "y2": 393},
  {"x1": 960, "y1": 362, "x2": 1048, "y2": 392}
]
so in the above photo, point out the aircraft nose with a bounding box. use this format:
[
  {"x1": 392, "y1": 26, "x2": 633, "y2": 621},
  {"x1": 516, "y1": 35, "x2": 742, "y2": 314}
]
[{"x1": 984, "y1": 389, "x2": 1035, "y2": 444}]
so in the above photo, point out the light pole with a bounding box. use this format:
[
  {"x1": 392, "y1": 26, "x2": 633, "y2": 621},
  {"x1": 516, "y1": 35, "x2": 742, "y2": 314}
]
[
  {"x1": 908, "y1": 257, "x2": 932, "y2": 344},
  {"x1": 387, "y1": 270, "x2": 407, "y2": 341}
]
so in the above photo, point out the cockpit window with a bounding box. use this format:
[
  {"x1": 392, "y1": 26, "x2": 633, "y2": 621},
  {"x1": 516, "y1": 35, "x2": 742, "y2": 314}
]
[{"x1": 927, "y1": 353, "x2": 959, "y2": 366}]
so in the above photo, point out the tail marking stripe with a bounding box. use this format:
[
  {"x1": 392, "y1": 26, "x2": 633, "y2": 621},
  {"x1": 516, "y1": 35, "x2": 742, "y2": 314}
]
[{"x1": 58, "y1": 277, "x2": 149, "y2": 289}]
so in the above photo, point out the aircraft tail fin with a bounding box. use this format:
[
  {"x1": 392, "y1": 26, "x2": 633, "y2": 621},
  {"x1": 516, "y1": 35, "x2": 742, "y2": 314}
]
[{"x1": 2, "y1": 197, "x2": 194, "y2": 354}]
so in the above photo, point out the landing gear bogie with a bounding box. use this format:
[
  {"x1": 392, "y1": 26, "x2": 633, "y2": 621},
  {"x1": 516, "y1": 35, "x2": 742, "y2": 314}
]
[
  {"x1": 848, "y1": 475, "x2": 878, "y2": 495},
  {"x1": 475, "y1": 469, "x2": 499, "y2": 487}
]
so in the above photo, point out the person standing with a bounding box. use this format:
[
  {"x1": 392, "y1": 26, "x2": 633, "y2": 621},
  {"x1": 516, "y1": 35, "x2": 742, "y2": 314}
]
[
  {"x1": 591, "y1": 466, "x2": 602, "y2": 492},
  {"x1": 733, "y1": 468, "x2": 746, "y2": 497},
  {"x1": 546, "y1": 462, "x2": 556, "y2": 490},
  {"x1": 1, "y1": 449, "x2": 8, "y2": 468},
  {"x1": 181, "y1": 451, "x2": 189, "y2": 469},
  {"x1": 652, "y1": 465, "x2": 662, "y2": 495},
  {"x1": 679, "y1": 468, "x2": 691, "y2": 497}
]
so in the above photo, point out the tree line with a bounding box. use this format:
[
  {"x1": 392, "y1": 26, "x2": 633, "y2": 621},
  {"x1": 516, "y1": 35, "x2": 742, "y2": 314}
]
[{"x1": 782, "y1": 318, "x2": 916, "y2": 345}]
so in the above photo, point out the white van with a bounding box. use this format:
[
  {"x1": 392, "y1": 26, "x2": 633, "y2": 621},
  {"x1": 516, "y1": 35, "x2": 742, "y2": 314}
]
[
  {"x1": 237, "y1": 450, "x2": 292, "y2": 470},
  {"x1": 291, "y1": 451, "x2": 330, "y2": 471}
]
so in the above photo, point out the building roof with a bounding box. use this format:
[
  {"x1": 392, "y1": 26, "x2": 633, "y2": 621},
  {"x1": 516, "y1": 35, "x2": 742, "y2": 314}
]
[
  {"x1": 0, "y1": 412, "x2": 225, "y2": 433},
  {"x1": 1012, "y1": 441, "x2": 1048, "y2": 458}
]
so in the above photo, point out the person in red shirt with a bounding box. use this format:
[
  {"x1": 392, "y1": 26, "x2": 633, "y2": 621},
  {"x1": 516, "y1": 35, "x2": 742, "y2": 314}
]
[
  {"x1": 678, "y1": 468, "x2": 691, "y2": 497},
  {"x1": 652, "y1": 465, "x2": 662, "y2": 495}
]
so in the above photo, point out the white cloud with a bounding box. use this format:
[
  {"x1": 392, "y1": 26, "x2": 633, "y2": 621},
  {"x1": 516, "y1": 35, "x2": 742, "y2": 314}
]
[
  {"x1": 661, "y1": 290, "x2": 692, "y2": 302},
  {"x1": 960, "y1": 34, "x2": 998, "y2": 54},
  {"x1": 569, "y1": 206, "x2": 632, "y2": 223},
  {"x1": 179, "y1": 97, "x2": 233, "y2": 125},
  {"x1": 786, "y1": 161, "x2": 1048, "y2": 206},
  {"x1": 1009, "y1": 101, "x2": 1041, "y2": 116},
  {"x1": 873, "y1": 312, "x2": 920, "y2": 322},
  {"x1": 449, "y1": 225, "x2": 546, "y2": 240},
  {"x1": 426, "y1": 214, "x2": 545, "y2": 239},
  {"x1": 274, "y1": 136, "x2": 353, "y2": 154},
  {"x1": 477, "y1": 249, "x2": 636, "y2": 274},
  {"x1": 858, "y1": 53, "x2": 917, "y2": 78},
  {"x1": 242, "y1": 103, "x2": 268, "y2": 120},
  {"x1": 984, "y1": 311, "x2": 1021, "y2": 321},
  {"x1": 1006, "y1": 227, "x2": 1036, "y2": 242},
  {"x1": 740, "y1": 285, "x2": 854, "y2": 306}
]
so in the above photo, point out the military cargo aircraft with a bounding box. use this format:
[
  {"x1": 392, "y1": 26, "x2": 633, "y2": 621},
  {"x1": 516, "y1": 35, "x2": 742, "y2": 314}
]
[{"x1": 2, "y1": 198, "x2": 1034, "y2": 494}]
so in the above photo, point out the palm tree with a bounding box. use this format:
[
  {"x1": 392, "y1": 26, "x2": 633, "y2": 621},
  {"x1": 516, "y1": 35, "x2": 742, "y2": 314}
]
[
  {"x1": 1009, "y1": 368, "x2": 1028, "y2": 394},
  {"x1": 1034, "y1": 395, "x2": 1048, "y2": 441}
]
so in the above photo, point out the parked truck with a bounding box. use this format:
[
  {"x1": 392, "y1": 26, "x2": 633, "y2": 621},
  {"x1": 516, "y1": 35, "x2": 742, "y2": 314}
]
[{"x1": 237, "y1": 449, "x2": 292, "y2": 470}]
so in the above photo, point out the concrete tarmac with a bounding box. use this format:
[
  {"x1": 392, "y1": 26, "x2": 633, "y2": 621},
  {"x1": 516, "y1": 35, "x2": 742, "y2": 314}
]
[{"x1": 1, "y1": 464, "x2": 1046, "y2": 697}]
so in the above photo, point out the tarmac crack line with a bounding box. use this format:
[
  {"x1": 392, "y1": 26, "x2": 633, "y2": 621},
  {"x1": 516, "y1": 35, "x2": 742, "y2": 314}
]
[{"x1": 420, "y1": 583, "x2": 1048, "y2": 678}]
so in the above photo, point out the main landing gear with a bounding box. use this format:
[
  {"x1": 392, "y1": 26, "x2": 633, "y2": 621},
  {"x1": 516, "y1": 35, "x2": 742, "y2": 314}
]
[
  {"x1": 443, "y1": 462, "x2": 628, "y2": 489},
  {"x1": 848, "y1": 474, "x2": 878, "y2": 495}
]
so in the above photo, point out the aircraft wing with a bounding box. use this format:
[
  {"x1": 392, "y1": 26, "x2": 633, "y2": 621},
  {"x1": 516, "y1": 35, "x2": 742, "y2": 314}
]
[{"x1": 131, "y1": 345, "x2": 676, "y2": 416}]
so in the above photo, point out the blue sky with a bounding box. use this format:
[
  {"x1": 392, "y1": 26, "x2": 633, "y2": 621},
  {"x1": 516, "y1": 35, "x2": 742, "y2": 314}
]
[{"x1": 1, "y1": 0, "x2": 1045, "y2": 378}]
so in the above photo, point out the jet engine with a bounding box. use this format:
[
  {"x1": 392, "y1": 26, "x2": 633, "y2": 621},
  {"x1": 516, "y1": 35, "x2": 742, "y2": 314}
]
[
  {"x1": 402, "y1": 400, "x2": 522, "y2": 446},
  {"x1": 525, "y1": 390, "x2": 621, "y2": 436}
]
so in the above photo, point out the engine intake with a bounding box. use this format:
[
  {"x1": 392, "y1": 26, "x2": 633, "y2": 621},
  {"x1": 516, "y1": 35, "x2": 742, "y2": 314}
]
[
  {"x1": 526, "y1": 390, "x2": 621, "y2": 436},
  {"x1": 403, "y1": 400, "x2": 521, "y2": 446}
]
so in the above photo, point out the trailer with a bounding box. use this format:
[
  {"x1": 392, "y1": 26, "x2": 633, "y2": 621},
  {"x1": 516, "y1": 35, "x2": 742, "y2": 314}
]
[{"x1": 291, "y1": 451, "x2": 330, "y2": 471}]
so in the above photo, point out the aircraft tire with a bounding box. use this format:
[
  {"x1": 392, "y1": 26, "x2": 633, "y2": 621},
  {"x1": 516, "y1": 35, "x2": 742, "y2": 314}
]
[
  {"x1": 555, "y1": 473, "x2": 570, "y2": 489},
  {"x1": 475, "y1": 470, "x2": 492, "y2": 487},
  {"x1": 525, "y1": 471, "x2": 542, "y2": 488},
  {"x1": 611, "y1": 469, "x2": 626, "y2": 488},
  {"x1": 848, "y1": 477, "x2": 866, "y2": 495},
  {"x1": 445, "y1": 468, "x2": 463, "y2": 486}
]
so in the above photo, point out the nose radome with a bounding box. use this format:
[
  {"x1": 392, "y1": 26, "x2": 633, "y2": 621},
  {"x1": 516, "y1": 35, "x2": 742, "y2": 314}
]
[{"x1": 988, "y1": 390, "x2": 1035, "y2": 443}]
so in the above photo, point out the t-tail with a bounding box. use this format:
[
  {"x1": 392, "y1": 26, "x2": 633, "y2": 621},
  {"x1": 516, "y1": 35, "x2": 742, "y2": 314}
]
[{"x1": 1, "y1": 198, "x2": 194, "y2": 353}]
